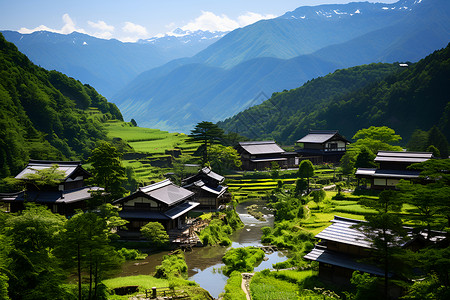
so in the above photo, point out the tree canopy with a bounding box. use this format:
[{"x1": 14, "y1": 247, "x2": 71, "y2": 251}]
[{"x1": 188, "y1": 121, "x2": 224, "y2": 165}]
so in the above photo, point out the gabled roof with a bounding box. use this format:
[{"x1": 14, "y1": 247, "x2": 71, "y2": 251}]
[
  {"x1": 304, "y1": 246, "x2": 391, "y2": 277},
  {"x1": 0, "y1": 186, "x2": 102, "y2": 204},
  {"x1": 15, "y1": 160, "x2": 91, "y2": 181},
  {"x1": 315, "y1": 216, "x2": 373, "y2": 249},
  {"x1": 238, "y1": 141, "x2": 285, "y2": 155},
  {"x1": 375, "y1": 151, "x2": 433, "y2": 164},
  {"x1": 296, "y1": 130, "x2": 350, "y2": 144},
  {"x1": 355, "y1": 168, "x2": 421, "y2": 179},
  {"x1": 113, "y1": 179, "x2": 194, "y2": 206},
  {"x1": 191, "y1": 180, "x2": 228, "y2": 197},
  {"x1": 200, "y1": 167, "x2": 224, "y2": 183}
]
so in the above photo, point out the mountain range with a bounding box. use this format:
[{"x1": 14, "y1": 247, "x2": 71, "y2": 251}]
[
  {"x1": 2, "y1": 0, "x2": 449, "y2": 134},
  {"x1": 0, "y1": 29, "x2": 223, "y2": 98},
  {"x1": 218, "y1": 43, "x2": 450, "y2": 145},
  {"x1": 113, "y1": 0, "x2": 449, "y2": 133}
]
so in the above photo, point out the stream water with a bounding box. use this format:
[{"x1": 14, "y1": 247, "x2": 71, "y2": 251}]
[{"x1": 117, "y1": 199, "x2": 288, "y2": 299}]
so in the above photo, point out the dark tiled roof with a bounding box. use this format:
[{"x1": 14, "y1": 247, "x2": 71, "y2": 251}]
[
  {"x1": 355, "y1": 168, "x2": 421, "y2": 179},
  {"x1": 315, "y1": 216, "x2": 372, "y2": 249},
  {"x1": 304, "y1": 246, "x2": 391, "y2": 277},
  {"x1": 0, "y1": 186, "x2": 102, "y2": 204},
  {"x1": 375, "y1": 151, "x2": 433, "y2": 163},
  {"x1": 164, "y1": 201, "x2": 200, "y2": 219},
  {"x1": 296, "y1": 130, "x2": 350, "y2": 144},
  {"x1": 15, "y1": 160, "x2": 91, "y2": 180},
  {"x1": 201, "y1": 167, "x2": 224, "y2": 183},
  {"x1": 114, "y1": 179, "x2": 194, "y2": 206},
  {"x1": 239, "y1": 141, "x2": 285, "y2": 155},
  {"x1": 193, "y1": 180, "x2": 228, "y2": 196}
]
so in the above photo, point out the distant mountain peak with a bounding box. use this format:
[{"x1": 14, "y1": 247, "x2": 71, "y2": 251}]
[
  {"x1": 279, "y1": 0, "x2": 423, "y2": 21},
  {"x1": 139, "y1": 28, "x2": 228, "y2": 45}
]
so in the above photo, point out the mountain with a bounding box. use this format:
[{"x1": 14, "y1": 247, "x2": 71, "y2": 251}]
[
  {"x1": 0, "y1": 29, "x2": 222, "y2": 98},
  {"x1": 113, "y1": 0, "x2": 450, "y2": 133},
  {"x1": 138, "y1": 28, "x2": 227, "y2": 55},
  {"x1": 193, "y1": 0, "x2": 424, "y2": 69},
  {"x1": 218, "y1": 43, "x2": 450, "y2": 145},
  {"x1": 0, "y1": 33, "x2": 122, "y2": 178}
]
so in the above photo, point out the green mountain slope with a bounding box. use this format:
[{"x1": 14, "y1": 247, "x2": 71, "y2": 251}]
[
  {"x1": 218, "y1": 44, "x2": 450, "y2": 145},
  {"x1": 0, "y1": 33, "x2": 123, "y2": 178}
]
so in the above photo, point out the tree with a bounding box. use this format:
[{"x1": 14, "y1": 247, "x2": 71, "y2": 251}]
[
  {"x1": 141, "y1": 222, "x2": 169, "y2": 248},
  {"x1": 130, "y1": 118, "x2": 137, "y2": 127},
  {"x1": 407, "y1": 129, "x2": 429, "y2": 151},
  {"x1": 23, "y1": 164, "x2": 66, "y2": 188},
  {"x1": 354, "y1": 190, "x2": 407, "y2": 299},
  {"x1": 188, "y1": 121, "x2": 224, "y2": 165},
  {"x1": 351, "y1": 126, "x2": 403, "y2": 154},
  {"x1": 428, "y1": 126, "x2": 449, "y2": 158},
  {"x1": 3, "y1": 204, "x2": 66, "y2": 299},
  {"x1": 87, "y1": 142, "x2": 126, "y2": 201},
  {"x1": 354, "y1": 146, "x2": 377, "y2": 169},
  {"x1": 298, "y1": 160, "x2": 314, "y2": 192},
  {"x1": 57, "y1": 210, "x2": 123, "y2": 300},
  {"x1": 208, "y1": 144, "x2": 242, "y2": 173}
]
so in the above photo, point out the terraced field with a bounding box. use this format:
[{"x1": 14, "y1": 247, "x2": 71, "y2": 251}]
[{"x1": 103, "y1": 120, "x2": 199, "y2": 183}]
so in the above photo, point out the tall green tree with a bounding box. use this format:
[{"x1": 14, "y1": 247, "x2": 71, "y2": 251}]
[
  {"x1": 188, "y1": 121, "x2": 224, "y2": 165},
  {"x1": 428, "y1": 126, "x2": 449, "y2": 158},
  {"x1": 352, "y1": 126, "x2": 403, "y2": 154},
  {"x1": 208, "y1": 144, "x2": 242, "y2": 173},
  {"x1": 354, "y1": 146, "x2": 377, "y2": 169},
  {"x1": 298, "y1": 160, "x2": 314, "y2": 192},
  {"x1": 3, "y1": 204, "x2": 66, "y2": 300},
  {"x1": 87, "y1": 142, "x2": 126, "y2": 201},
  {"x1": 57, "y1": 209, "x2": 123, "y2": 300},
  {"x1": 355, "y1": 190, "x2": 407, "y2": 299}
]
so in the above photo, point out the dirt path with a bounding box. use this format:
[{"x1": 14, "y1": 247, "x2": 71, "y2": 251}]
[{"x1": 241, "y1": 273, "x2": 254, "y2": 300}]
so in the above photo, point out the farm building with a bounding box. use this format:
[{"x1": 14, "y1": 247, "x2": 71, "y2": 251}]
[
  {"x1": 112, "y1": 179, "x2": 199, "y2": 234},
  {"x1": 182, "y1": 167, "x2": 229, "y2": 210},
  {"x1": 304, "y1": 216, "x2": 447, "y2": 287},
  {"x1": 0, "y1": 160, "x2": 101, "y2": 216},
  {"x1": 296, "y1": 130, "x2": 350, "y2": 164},
  {"x1": 236, "y1": 141, "x2": 297, "y2": 170},
  {"x1": 355, "y1": 151, "x2": 433, "y2": 189}
]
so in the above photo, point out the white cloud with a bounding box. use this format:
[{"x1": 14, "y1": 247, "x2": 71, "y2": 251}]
[
  {"x1": 122, "y1": 22, "x2": 148, "y2": 36},
  {"x1": 88, "y1": 20, "x2": 114, "y2": 32},
  {"x1": 19, "y1": 13, "x2": 87, "y2": 35},
  {"x1": 181, "y1": 11, "x2": 239, "y2": 32},
  {"x1": 237, "y1": 12, "x2": 276, "y2": 27},
  {"x1": 178, "y1": 11, "x2": 276, "y2": 33},
  {"x1": 88, "y1": 20, "x2": 114, "y2": 39}
]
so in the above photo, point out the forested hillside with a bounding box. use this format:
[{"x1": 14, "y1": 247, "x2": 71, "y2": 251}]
[
  {"x1": 218, "y1": 44, "x2": 450, "y2": 145},
  {"x1": 0, "y1": 33, "x2": 122, "y2": 178}
]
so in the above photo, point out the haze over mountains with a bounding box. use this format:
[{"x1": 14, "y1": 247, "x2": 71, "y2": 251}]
[
  {"x1": 1, "y1": 29, "x2": 224, "y2": 98},
  {"x1": 113, "y1": 0, "x2": 450, "y2": 132},
  {"x1": 2, "y1": 0, "x2": 449, "y2": 134}
]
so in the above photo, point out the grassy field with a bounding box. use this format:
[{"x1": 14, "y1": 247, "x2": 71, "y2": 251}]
[{"x1": 102, "y1": 120, "x2": 200, "y2": 183}]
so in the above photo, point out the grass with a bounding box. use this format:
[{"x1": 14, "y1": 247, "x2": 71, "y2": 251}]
[
  {"x1": 103, "y1": 275, "x2": 169, "y2": 291},
  {"x1": 222, "y1": 271, "x2": 247, "y2": 300},
  {"x1": 250, "y1": 271, "x2": 299, "y2": 300}
]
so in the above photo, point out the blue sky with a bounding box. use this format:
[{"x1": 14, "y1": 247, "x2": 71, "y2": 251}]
[{"x1": 1, "y1": 0, "x2": 398, "y2": 42}]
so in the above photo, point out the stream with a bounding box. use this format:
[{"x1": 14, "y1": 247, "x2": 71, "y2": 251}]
[{"x1": 117, "y1": 199, "x2": 288, "y2": 299}]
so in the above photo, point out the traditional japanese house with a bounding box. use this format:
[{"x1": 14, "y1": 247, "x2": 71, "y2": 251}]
[
  {"x1": 0, "y1": 160, "x2": 100, "y2": 216},
  {"x1": 182, "y1": 167, "x2": 229, "y2": 210},
  {"x1": 355, "y1": 151, "x2": 433, "y2": 189},
  {"x1": 304, "y1": 216, "x2": 447, "y2": 286},
  {"x1": 296, "y1": 130, "x2": 350, "y2": 164},
  {"x1": 112, "y1": 179, "x2": 199, "y2": 233},
  {"x1": 236, "y1": 141, "x2": 297, "y2": 170}
]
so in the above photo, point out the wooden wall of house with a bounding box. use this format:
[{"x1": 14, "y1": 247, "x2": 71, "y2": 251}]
[{"x1": 326, "y1": 241, "x2": 368, "y2": 257}]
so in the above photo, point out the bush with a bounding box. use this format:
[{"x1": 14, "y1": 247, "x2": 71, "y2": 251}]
[
  {"x1": 222, "y1": 247, "x2": 265, "y2": 275},
  {"x1": 223, "y1": 271, "x2": 247, "y2": 300},
  {"x1": 154, "y1": 251, "x2": 188, "y2": 279},
  {"x1": 117, "y1": 248, "x2": 147, "y2": 260},
  {"x1": 140, "y1": 222, "x2": 169, "y2": 248}
]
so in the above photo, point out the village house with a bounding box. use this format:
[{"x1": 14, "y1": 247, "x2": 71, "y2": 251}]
[
  {"x1": 0, "y1": 160, "x2": 101, "y2": 216},
  {"x1": 182, "y1": 167, "x2": 229, "y2": 210},
  {"x1": 112, "y1": 179, "x2": 199, "y2": 236},
  {"x1": 304, "y1": 216, "x2": 447, "y2": 286},
  {"x1": 296, "y1": 130, "x2": 351, "y2": 164},
  {"x1": 355, "y1": 151, "x2": 433, "y2": 189},
  {"x1": 236, "y1": 141, "x2": 298, "y2": 171}
]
